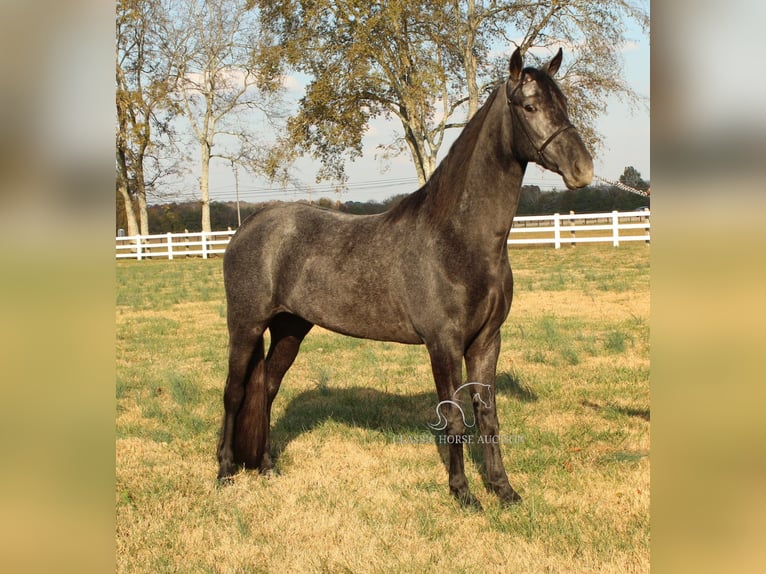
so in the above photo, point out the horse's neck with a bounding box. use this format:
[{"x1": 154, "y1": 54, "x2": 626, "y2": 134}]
[{"x1": 434, "y1": 94, "x2": 524, "y2": 238}]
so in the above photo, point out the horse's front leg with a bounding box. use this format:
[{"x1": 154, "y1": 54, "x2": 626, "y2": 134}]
[
  {"x1": 465, "y1": 329, "x2": 522, "y2": 504},
  {"x1": 427, "y1": 339, "x2": 482, "y2": 509}
]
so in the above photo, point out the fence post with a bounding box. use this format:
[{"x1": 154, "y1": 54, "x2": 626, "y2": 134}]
[
  {"x1": 569, "y1": 210, "x2": 576, "y2": 247},
  {"x1": 167, "y1": 232, "x2": 173, "y2": 260},
  {"x1": 612, "y1": 211, "x2": 620, "y2": 247},
  {"x1": 201, "y1": 231, "x2": 208, "y2": 259},
  {"x1": 553, "y1": 213, "x2": 561, "y2": 249},
  {"x1": 645, "y1": 211, "x2": 651, "y2": 245},
  {"x1": 136, "y1": 235, "x2": 143, "y2": 261}
]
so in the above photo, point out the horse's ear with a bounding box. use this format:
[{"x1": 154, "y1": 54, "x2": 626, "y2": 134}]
[
  {"x1": 546, "y1": 48, "x2": 563, "y2": 77},
  {"x1": 509, "y1": 48, "x2": 523, "y2": 83}
]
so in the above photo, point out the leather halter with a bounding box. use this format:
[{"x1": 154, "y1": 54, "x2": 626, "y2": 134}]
[{"x1": 505, "y1": 79, "x2": 574, "y2": 165}]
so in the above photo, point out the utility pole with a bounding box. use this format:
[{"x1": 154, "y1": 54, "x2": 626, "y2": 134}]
[{"x1": 231, "y1": 159, "x2": 241, "y2": 227}]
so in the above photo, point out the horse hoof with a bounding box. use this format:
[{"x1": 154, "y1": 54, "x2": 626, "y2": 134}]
[
  {"x1": 259, "y1": 453, "x2": 278, "y2": 476},
  {"x1": 499, "y1": 488, "x2": 522, "y2": 505},
  {"x1": 217, "y1": 461, "x2": 237, "y2": 483},
  {"x1": 488, "y1": 481, "x2": 522, "y2": 505},
  {"x1": 453, "y1": 489, "x2": 483, "y2": 510},
  {"x1": 217, "y1": 475, "x2": 235, "y2": 488},
  {"x1": 260, "y1": 466, "x2": 280, "y2": 478}
]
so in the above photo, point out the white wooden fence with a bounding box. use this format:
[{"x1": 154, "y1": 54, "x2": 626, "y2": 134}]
[
  {"x1": 507, "y1": 210, "x2": 650, "y2": 248},
  {"x1": 115, "y1": 229, "x2": 235, "y2": 260},
  {"x1": 116, "y1": 210, "x2": 649, "y2": 260}
]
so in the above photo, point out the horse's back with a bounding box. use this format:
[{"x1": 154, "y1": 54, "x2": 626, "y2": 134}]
[
  {"x1": 225, "y1": 203, "x2": 385, "y2": 276},
  {"x1": 223, "y1": 203, "x2": 424, "y2": 343}
]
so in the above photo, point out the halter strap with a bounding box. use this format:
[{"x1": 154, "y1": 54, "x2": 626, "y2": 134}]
[
  {"x1": 505, "y1": 79, "x2": 573, "y2": 164},
  {"x1": 537, "y1": 124, "x2": 574, "y2": 157}
]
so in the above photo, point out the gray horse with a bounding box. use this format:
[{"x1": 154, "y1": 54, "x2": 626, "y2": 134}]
[{"x1": 217, "y1": 47, "x2": 593, "y2": 508}]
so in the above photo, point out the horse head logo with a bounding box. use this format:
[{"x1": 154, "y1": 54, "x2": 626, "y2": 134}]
[{"x1": 428, "y1": 382, "x2": 493, "y2": 431}]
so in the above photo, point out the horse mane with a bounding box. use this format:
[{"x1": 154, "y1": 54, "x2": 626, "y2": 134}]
[{"x1": 383, "y1": 85, "x2": 502, "y2": 227}]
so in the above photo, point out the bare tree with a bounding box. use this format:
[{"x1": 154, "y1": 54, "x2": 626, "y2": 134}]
[
  {"x1": 162, "y1": 0, "x2": 283, "y2": 232},
  {"x1": 116, "y1": 0, "x2": 183, "y2": 235}
]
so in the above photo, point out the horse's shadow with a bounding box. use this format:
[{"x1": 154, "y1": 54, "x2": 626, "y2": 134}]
[
  {"x1": 269, "y1": 372, "x2": 538, "y2": 482},
  {"x1": 269, "y1": 386, "x2": 435, "y2": 461}
]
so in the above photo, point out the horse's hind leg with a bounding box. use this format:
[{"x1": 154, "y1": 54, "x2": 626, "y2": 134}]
[
  {"x1": 259, "y1": 313, "x2": 313, "y2": 472},
  {"x1": 217, "y1": 326, "x2": 266, "y2": 481}
]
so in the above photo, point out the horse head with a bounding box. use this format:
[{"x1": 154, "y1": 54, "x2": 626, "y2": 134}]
[{"x1": 506, "y1": 47, "x2": 594, "y2": 190}]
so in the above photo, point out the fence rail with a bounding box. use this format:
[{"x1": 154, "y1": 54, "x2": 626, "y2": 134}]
[
  {"x1": 115, "y1": 230, "x2": 235, "y2": 260},
  {"x1": 116, "y1": 210, "x2": 649, "y2": 260},
  {"x1": 507, "y1": 210, "x2": 650, "y2": 248}
]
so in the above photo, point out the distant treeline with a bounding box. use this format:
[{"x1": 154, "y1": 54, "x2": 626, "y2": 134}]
[
  {"x1": 516, "y1": 184, "x2": 649, "y2": 216},
  {"x1": 120, "y1": 185, "x2": 649, "y2": 234}
]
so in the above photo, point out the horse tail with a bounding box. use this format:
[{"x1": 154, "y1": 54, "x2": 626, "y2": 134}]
[{"x1": 232, "y1": 336, "x2": 268, "y2": 470}]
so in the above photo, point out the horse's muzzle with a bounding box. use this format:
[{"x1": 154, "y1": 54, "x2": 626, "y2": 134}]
[{"x1": 563, "y1": 155, "x2": 594, "y2": 189}]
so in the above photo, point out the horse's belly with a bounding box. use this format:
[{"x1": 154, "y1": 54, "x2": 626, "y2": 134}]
[
  {"x1": 312, "y1": 315, "x2": 423, "y2": 345},
  {"x1": 282, "y1": 287, "x2": 423, "y2": 344},
  {"x1": 279, "y1": 265, "x2": 423, "y2": 344}
]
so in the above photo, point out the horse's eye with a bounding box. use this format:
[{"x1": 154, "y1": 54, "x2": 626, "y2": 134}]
[{"x1": 524, "y1": 104, "x2": 537, "y2": 113}]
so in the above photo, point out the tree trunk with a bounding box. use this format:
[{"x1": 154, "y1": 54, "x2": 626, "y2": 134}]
[
  {"x1": 200, "y1": 139, "x2": 212, "y2": 233},
  {"x1": 402, "y1": 109, "x2": 440, "y2": 185},
  {"x1": 116, "y1": 148, "x2": 139, "y2": 236},
  {"x1": 415, "y1": 143, "x2": 438, "y2": 184},
  {"x1": 117, "y1": 180, "x2": 139, "y2": 237},
  {"x1": 458, "y1": 0, "x2": 479, "y2": 121},
  {"x1": 404, "y1": 133, "x2": 428, "y2": 186},
  {"x1": 463, "y1": 0, "x2": 480, "y2": 119},
  {"x1": 133, "y1": 161, "x2": 150, "y2": 236},
  {"x1": 137, "y1": 188, "x2": 149, "y2": 236}
]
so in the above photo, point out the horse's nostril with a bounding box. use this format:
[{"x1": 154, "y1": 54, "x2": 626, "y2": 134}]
[{"x1": 574, "y1": 158, "x2": 594, "y2": 183}]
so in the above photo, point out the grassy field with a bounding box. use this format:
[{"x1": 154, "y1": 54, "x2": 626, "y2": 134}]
[{"x1": 116, "y1": 244, "x2": 649, "y2": 573}]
